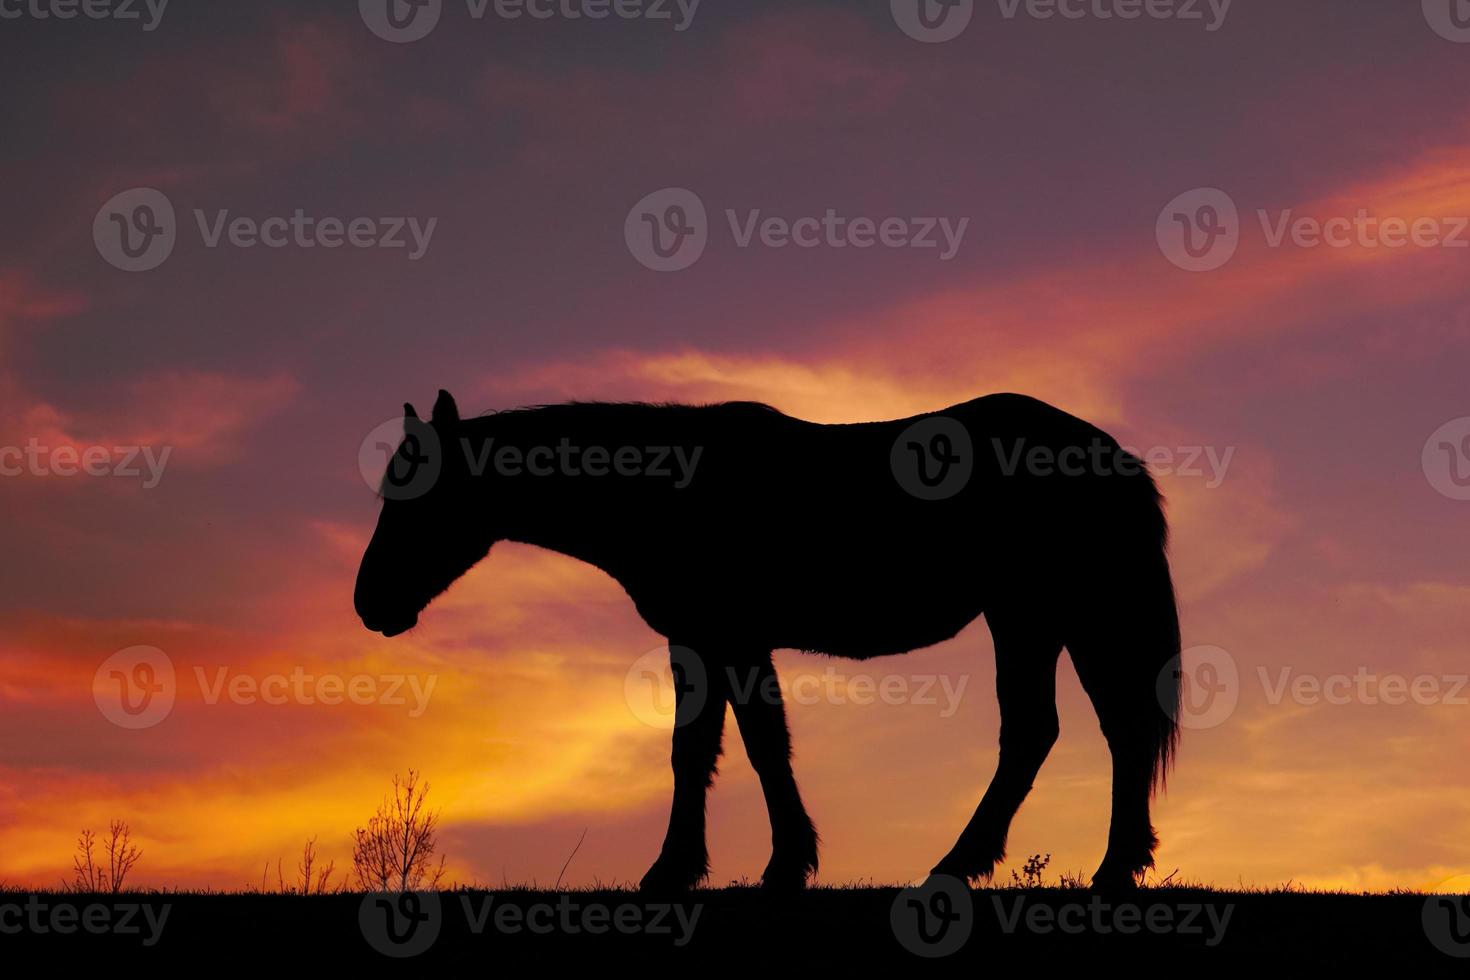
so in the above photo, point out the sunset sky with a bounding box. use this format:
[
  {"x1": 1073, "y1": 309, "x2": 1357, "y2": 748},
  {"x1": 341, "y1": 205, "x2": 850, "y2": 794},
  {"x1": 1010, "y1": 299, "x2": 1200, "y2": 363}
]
[{"x1": 4, "y1": 0, "x2": 1470, "y2": 893}]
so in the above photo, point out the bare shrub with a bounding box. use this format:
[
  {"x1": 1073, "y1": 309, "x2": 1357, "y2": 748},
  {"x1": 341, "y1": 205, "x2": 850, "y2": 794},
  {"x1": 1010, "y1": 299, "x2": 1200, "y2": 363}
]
[
  {"x1": 72, "y1": 820, "x2": 142, "y2": 893},
  {"x1": 258, "y1": 838, "x2": 341, "y2": 894},
  {"x1": 351, "y1": 770, "x2": 446, "y2": 892},
  {"x1": 298, "y1": 837, "x2": 337, "y2": 894}
]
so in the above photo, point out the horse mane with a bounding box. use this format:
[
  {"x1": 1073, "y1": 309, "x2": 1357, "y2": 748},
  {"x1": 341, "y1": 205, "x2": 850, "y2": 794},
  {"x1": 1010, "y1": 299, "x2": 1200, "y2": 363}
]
[{"x1": 469, "y1": 400, "x2": 786, "y2": 424}]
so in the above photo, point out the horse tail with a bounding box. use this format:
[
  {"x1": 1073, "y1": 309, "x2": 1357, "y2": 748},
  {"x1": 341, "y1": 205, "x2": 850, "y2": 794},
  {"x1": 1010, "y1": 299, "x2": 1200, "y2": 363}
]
[
  {"x1": 1133, "y1": 486, "x2": 1182, "y2": 792},
  {"x1": 1070, "y1": 460, "x2": 1182, "y2": 796}
]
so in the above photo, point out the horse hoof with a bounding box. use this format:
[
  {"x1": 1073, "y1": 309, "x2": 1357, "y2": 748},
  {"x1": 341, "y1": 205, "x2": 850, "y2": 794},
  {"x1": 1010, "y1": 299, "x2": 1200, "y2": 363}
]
[
  {"x1": 1090, "y1": 868, "x2": 1140, "y2": 895},
  {"x1": 759, "y1": 862, "x2": 812, "y2": 892},
  {"x1": 928, "y1": 853, "x2": 993, "y2": 884},
  {"x1": 638, "y1": 859, "x2": 707, "y2": 894}
]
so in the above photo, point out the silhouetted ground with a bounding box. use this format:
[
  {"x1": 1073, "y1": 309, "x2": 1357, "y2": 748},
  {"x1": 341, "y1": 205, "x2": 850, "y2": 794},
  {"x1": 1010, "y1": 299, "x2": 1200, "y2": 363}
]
[{"x1": 4, "y1": 885, "x2": 1464, "y2": 967}]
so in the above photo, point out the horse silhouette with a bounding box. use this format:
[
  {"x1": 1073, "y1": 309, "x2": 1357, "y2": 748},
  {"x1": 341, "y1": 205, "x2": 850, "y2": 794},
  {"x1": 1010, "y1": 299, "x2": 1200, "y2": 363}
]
[{"x1": 355, "y1": 390, "x2": 1182, "y2": 892}]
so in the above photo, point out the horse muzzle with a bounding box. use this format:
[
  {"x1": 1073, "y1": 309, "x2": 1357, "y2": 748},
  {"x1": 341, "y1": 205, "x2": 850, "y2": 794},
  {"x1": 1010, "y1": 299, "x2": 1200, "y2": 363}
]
[{"x1": 361, "y1": 613, "x2": 418, "y2": 637}]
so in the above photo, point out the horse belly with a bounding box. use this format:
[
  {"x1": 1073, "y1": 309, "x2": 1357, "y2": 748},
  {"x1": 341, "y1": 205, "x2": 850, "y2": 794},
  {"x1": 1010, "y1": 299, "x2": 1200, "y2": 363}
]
[{"x1": 763, "y1": 568, "x2": 985, "y2": 658}]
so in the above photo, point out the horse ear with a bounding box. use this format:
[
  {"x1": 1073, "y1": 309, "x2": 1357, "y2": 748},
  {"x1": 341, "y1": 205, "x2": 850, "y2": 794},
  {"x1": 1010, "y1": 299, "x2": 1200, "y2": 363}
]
[
  {"x1": 432, "y1": 389, "x2": 460, "y2": 425},
  {"x1": 404, "y1": 403, "x2": 418, "y2": 420}
]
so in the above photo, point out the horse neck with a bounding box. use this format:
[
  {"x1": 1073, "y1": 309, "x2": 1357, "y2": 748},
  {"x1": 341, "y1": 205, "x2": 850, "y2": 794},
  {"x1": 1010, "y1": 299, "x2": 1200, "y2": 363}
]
[{"x1": 467, "y1": 406, "x2": 656, "y2": 570}]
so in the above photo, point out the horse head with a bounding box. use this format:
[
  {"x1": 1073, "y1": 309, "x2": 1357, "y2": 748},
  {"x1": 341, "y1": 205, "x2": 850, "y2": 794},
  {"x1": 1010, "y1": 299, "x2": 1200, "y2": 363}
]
[{"x1": 355, "y1": 389, "x2": 494, "y2": 636}]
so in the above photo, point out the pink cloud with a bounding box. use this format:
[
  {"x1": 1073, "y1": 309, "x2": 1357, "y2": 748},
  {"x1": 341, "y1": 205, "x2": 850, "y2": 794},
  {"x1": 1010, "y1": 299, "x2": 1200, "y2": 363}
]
[
  {"x1": 0, "y1": 370, "x2": 299, "y2": 474},
  {"x1": 477, "y1": 9, "x2": 910, "y2": 167}
]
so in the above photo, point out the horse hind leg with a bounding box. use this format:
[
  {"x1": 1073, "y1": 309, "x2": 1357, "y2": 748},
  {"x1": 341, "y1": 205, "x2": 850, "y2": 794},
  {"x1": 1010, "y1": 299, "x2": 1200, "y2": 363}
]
[
  {"x1": 931, "y1": 608, "x2": 1062, "y2": 882},
  {"x1": 1068, "y1": 617, "x2": 1178, "y2": 890},
  {"x1": 1070, "y1": 640, "x2": 1159, "y2": 890}
]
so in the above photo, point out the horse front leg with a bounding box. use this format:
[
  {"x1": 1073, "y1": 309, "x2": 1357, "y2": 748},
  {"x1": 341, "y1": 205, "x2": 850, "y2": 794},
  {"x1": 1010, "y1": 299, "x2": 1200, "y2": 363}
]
[
  {"x1": 640, "y1": 644, "x2": 729, "y2": 892},
  {"x1": 727, "y1": 652, "x2": 819, "y2": 890}
]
